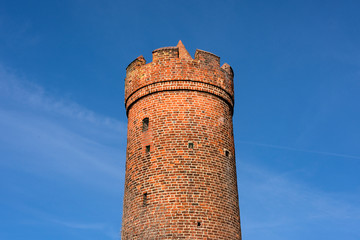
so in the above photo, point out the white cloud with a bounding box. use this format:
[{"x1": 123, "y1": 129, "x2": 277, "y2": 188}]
[
  {"x1": 239, "y1": 161, "x2": 360, "y2": 239},
  {"x1": 18, "y1": 206, "x2": 120, "y2": 240},
  {"x1": 0, "y1": 64, "x2": 127, "y2": 189},
  {"x1": 0, "y1": 65, "x2": 124, "y2": 131},
  {"x1": 238, "y1": 140, "x2": 360, "y2": 160}
]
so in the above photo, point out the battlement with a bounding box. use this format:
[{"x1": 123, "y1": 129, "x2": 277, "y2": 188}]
[
  {"x1": 125, "y1": 41, "x2": 235, "y2": 115},
  {"x1": 152, "y1": 46, "x2": 179, "y2": 61},
  {"x1": 126, "y1": 55, "x2": 146, "y2": 73},
  {"x1": 195, "y1": 49, "x2": 220, "y2": 67},
  {"x1": 221, "y1": 63, "x2": 234, "y2": 76}
]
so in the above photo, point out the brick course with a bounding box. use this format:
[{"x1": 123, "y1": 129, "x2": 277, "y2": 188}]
[{"x1": 121, "y1": 41, "x2": 241, "y2": 239}]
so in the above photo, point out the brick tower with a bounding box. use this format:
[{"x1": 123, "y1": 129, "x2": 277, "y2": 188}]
[{"x1": 122, "y1": 41, "x2": 241, "y2": 239}]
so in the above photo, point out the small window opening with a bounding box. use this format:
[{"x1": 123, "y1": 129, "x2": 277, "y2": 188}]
[
  {"x1": 143, "y1": 192, "x2": 148, "y2": 206},
  {"x1": 146, "y1": 145, "x2": 150, "y2": 153},
  {"x1": 225, "y1": 150, "x2": 230, "y2": 157},
  {"x1": 197, "y1": 222, "x2": 201, "y2": 227},
  {"x1": 142, "y1": 118, "x2": 149, "y2": 131},
  {"x1": 188, "y1": 142, "x2": 194, "y2": 149}
]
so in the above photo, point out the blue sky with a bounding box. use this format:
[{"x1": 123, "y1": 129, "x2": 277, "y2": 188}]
[{"x1": 1, "y1": 0, "x2": 359, "y2": 239}]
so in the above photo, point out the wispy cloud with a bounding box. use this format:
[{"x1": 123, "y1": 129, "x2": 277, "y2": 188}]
[
  {"x1": 238, "y1": 140, "x2": 360, "y2": 160},
  {"x1": 53, "y1": 220, "x2": 105, "y2": 230},
  {"x1": 0, "y1": 64, "x2": 124, "y2": 239},
  {"x1": 0, "y1": 64, "x2": 126, "y2": 189},
  {"x1": 239, "y1": 162, "x2": 360, "y2": 238},
  {"x1": 0, "y1": 65, "x2": 124, "y2": 131},
  {"x1": 50, "y1": 218, "x2": 120, "y2": 240},
  {"x1": 18, "y1": 206, "x2": 120, "y2": 240}
]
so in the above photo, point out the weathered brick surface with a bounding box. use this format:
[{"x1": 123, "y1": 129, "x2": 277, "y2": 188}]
[{"x1": 122, "y1": 41, "x2": 241, "y2": 239}]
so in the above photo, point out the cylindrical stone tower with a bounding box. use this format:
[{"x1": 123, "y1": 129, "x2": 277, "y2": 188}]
[{"x1": 122, "y1": 41, "x2": 241, "y2": 239}]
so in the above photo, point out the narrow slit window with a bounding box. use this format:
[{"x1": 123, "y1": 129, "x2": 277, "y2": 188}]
[
  {"x1": 143, "y1": 192, "x2": 148, "y2": 206},
  {"x1": 145, "y1": 145, "x2": 150, "y2": 153},
  {"x1": 225, "y1": 150, "x2": 230, "y2": 157},
  {"x1": 197, "y1": 222, "x2": 201, "y2": 227},
  {"x1": 142, "y1": 118, "x2": 149, "y2": 131},
  {"x1": 188, "y1": 142, "x2": 194, "y2": 149}
]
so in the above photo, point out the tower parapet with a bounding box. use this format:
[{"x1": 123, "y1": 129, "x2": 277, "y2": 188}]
[{"x1": 125, "y1": 41, "x2": 234, "y2": 115}]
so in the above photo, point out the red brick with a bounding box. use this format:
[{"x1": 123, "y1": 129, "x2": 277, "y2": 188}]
[{"x1": 121, "y1": 41, "x2": 241, "y2": 239}]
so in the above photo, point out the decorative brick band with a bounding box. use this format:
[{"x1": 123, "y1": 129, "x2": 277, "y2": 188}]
[{"x1": 125, "y1": 80, "x2": 234, "y2": 115}]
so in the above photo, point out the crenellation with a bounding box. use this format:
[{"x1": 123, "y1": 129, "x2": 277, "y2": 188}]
[
  {"x1": 194, "y1": 49, "x2": 220, "y2": 68},
  {"x1": 221, "y1": 63, "x2": 234, "y2": 77},
  {"x1": 125, "y1": 42, "x2": 235, "y2": 115},
  {"x1": 152, "y1": 46, "x2": 179, "y2": 62},
  {"x1": 126, "y1": 55, "x2": 146, "y2": 73}
]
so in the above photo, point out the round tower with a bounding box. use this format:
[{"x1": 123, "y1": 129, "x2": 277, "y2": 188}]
[{"x1": 122, "y1": 41, "x2": 241, "y2": 239}]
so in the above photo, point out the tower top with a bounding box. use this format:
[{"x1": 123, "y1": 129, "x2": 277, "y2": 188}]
[
  {"x1": 127, "y1": 40, "x2": 233, "y2": 75},
  {"x1": 125, "y1": 41, "x2": 235, "y2": 115}
]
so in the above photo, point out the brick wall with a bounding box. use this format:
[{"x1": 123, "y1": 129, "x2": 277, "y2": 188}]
[{"x1": 121, "y1": 41, "x2": 241, "y2": 239}]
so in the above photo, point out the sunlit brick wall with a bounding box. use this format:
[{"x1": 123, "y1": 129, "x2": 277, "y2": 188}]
[{"x1": 121, "y1": 42, "x2": 241, "y2": 240}]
